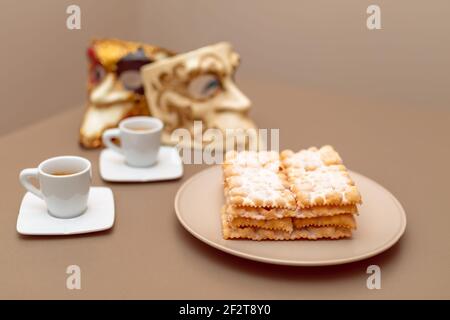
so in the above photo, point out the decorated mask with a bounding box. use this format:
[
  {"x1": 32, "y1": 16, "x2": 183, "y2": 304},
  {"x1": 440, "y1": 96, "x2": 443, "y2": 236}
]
[
  {"x1": 79, "y1": 39, "x2": 174, "y2": 148},
  {"x1": 141, "y1": 42, "x2": 257, "y2": 150}
]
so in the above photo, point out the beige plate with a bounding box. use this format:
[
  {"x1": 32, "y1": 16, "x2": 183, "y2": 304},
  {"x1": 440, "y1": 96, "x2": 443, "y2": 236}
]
[{"x1": 175, "y1": 166, "x2": 406, "y2": 266}]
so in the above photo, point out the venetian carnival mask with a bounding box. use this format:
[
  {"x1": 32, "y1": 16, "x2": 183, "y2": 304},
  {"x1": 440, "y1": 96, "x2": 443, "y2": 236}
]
[
  {"x1": 79, "y1": 39, "x2": 173, "y2": 148},
  {"x1": 141, "y1": 42, "x2": 257, "y2": 150}
]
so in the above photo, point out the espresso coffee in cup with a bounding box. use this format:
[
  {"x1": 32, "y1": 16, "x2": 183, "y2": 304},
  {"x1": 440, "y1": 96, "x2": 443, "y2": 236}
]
[
  {"x1": 50, "y1": 171, "x2": 78, "y2": 176},
  {"x1": 19, "y1": 156, "x2": 92, "y2": 219},
  {"x1": 102, "y1": 116, "x2": 163, "y2": 167},
  {"x1": 128, "y1": 126, "x2": 155, "y2": 132}
]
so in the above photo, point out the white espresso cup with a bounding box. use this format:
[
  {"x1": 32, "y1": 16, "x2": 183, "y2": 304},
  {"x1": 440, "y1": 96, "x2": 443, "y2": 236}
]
[
  {"x1": 102, "y1": 116, "x2": 163, "y2": 167},
  {"x1": 19, "y1": 156, "x2": 92, "y2": 219}
]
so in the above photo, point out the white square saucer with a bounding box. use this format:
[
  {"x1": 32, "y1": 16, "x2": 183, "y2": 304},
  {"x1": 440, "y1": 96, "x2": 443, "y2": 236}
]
[
  {"x1": 99, "y1": 146, "x2": 183, "y2": 182},
  {"x1": 17, "y1": 187, "x2": 115, "y2": 236}
]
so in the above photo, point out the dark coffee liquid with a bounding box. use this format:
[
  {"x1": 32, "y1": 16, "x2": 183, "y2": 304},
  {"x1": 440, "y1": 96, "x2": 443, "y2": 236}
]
[
  {"x1": 128, "y1": 126, "x2": 154, "y2": 132},
  {"x1": 50, "y1": 171, "x2": 77, "y2": 176}
]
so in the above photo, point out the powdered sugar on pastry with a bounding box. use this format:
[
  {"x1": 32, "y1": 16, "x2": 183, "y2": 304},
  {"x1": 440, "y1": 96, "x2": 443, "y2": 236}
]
[
  {"x1": 226, "y1": 167, "x2": 296, "y2": 209},
  {"x1": 289, "y1": 165, "x2": 362, "y2": 208},
  {"x1": 224, "y1": 150, "x2": 280, "y2": 171},
  {"x1": 281, "y1": 145, "x2": 342, "y2": 171},
  {"x1": 281, "y1": 149, "x2": 324, "y2": 171}
]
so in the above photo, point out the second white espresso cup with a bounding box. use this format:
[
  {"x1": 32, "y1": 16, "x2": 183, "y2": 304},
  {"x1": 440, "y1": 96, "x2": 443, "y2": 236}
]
[
  {"x1": 102, "y1": 116, "x2": 163, "y2": 167},
  {"x1": 19, "y1": 156, "x2": 92, "y2": 219}
]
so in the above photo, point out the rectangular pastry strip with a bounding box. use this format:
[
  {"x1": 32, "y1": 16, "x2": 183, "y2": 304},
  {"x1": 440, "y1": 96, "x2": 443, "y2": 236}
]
[
  {"x1": 222, "y1": 213, "x2": 352, "y2": 240},
  {"x1": 225, "y1": 210, "x2": 354, "y2": 233},
  {"x1": 229, "y1": 216, "x2": 294, "y2": 232},
  {"x1": 281, "y1": 145, "x2": 342, "y2": 171},
  {"x1": 225, "y1": 204, "x2": 358, "y2": 220},
  {"x1": 223, "y1": 150, "x2": 280, "y2": 172},
  {"x1": 293, "y1": 213, "x2": 356, "y2": 229},
  {"x1": 225, "y1": 167, "x2": 296, "y2": 209},
  {"x1": 287, "y1": 165, "x2": 362, "y2": 208}
]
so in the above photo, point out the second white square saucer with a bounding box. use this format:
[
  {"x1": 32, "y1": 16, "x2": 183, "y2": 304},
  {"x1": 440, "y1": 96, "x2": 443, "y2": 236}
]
[
  {"x1": 17, "y1": 187, "x2": 115, "y2": 236},
  {"x1": 100, "y1": 146, "x2": 183, "y2": 182}
]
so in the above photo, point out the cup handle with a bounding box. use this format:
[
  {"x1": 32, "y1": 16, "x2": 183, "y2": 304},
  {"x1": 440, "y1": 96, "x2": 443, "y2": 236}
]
[
  {"x1": 102, "y1": 128, "x2": 123, "y2": 154},
  {"x1": 19, "y1": 168, "x2": 43, "y2": 200}
]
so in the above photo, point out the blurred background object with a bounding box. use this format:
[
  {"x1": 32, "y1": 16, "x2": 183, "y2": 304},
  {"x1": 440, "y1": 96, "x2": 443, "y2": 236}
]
[
  {"x1": 1, "y1": 0, "x2": 449, "y2": 136},
  {"x1": 79, "y1": 38, "x2": 173, "y2": 148},
  {"x1": 141, "y1": 42, "x2": 257, "y2": 150}
]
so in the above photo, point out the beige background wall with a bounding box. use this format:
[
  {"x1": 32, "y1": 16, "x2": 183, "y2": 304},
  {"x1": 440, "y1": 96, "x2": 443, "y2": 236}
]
[
  {"x1": 136, "y1": 0, "x2": 449, "y2": 108},
  {"x1": 1, "y1": 0, "x2": 449, "y2": 136},
  {"x1": 0, "y1": 0, "x2": 139, "y2": 136}
]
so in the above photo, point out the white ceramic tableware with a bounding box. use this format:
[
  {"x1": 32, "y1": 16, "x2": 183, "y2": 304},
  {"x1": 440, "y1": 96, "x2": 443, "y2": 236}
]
[
  {"x1": 102, "y1": 116, "x2": 163, "y2": 167},
  {"x1": 17, "y1": 187, "x2": 115, "y2": 235},
  {"x1": 99, "y1": 146, "x2": 183, "y2": 182},
  {"x1": 174, "y1": 166, "x2": 407, "y2": 266},
  {"x1": 19, "y1": 156, "x2": 92, "y2": 219}
]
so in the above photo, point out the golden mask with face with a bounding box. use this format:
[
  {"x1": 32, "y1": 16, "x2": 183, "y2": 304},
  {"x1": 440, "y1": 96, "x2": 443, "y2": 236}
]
[
  {"x1": 79, "y1": 39, "x2": 174, "y2": 148},
  {"x1": 141, "y1": 42, "x2": 257, "y2": 149}
]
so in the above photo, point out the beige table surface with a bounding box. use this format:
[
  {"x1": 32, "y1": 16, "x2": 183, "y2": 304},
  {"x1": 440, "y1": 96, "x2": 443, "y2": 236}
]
[{"x1": 1, "y1": 80, "x2": 449, "y2": 299}]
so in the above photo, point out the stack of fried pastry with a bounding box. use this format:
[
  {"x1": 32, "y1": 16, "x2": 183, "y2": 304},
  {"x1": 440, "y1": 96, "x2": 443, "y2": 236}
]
[{"x1": 221, "y1": 146, "x2": 362, "y2": 240}]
